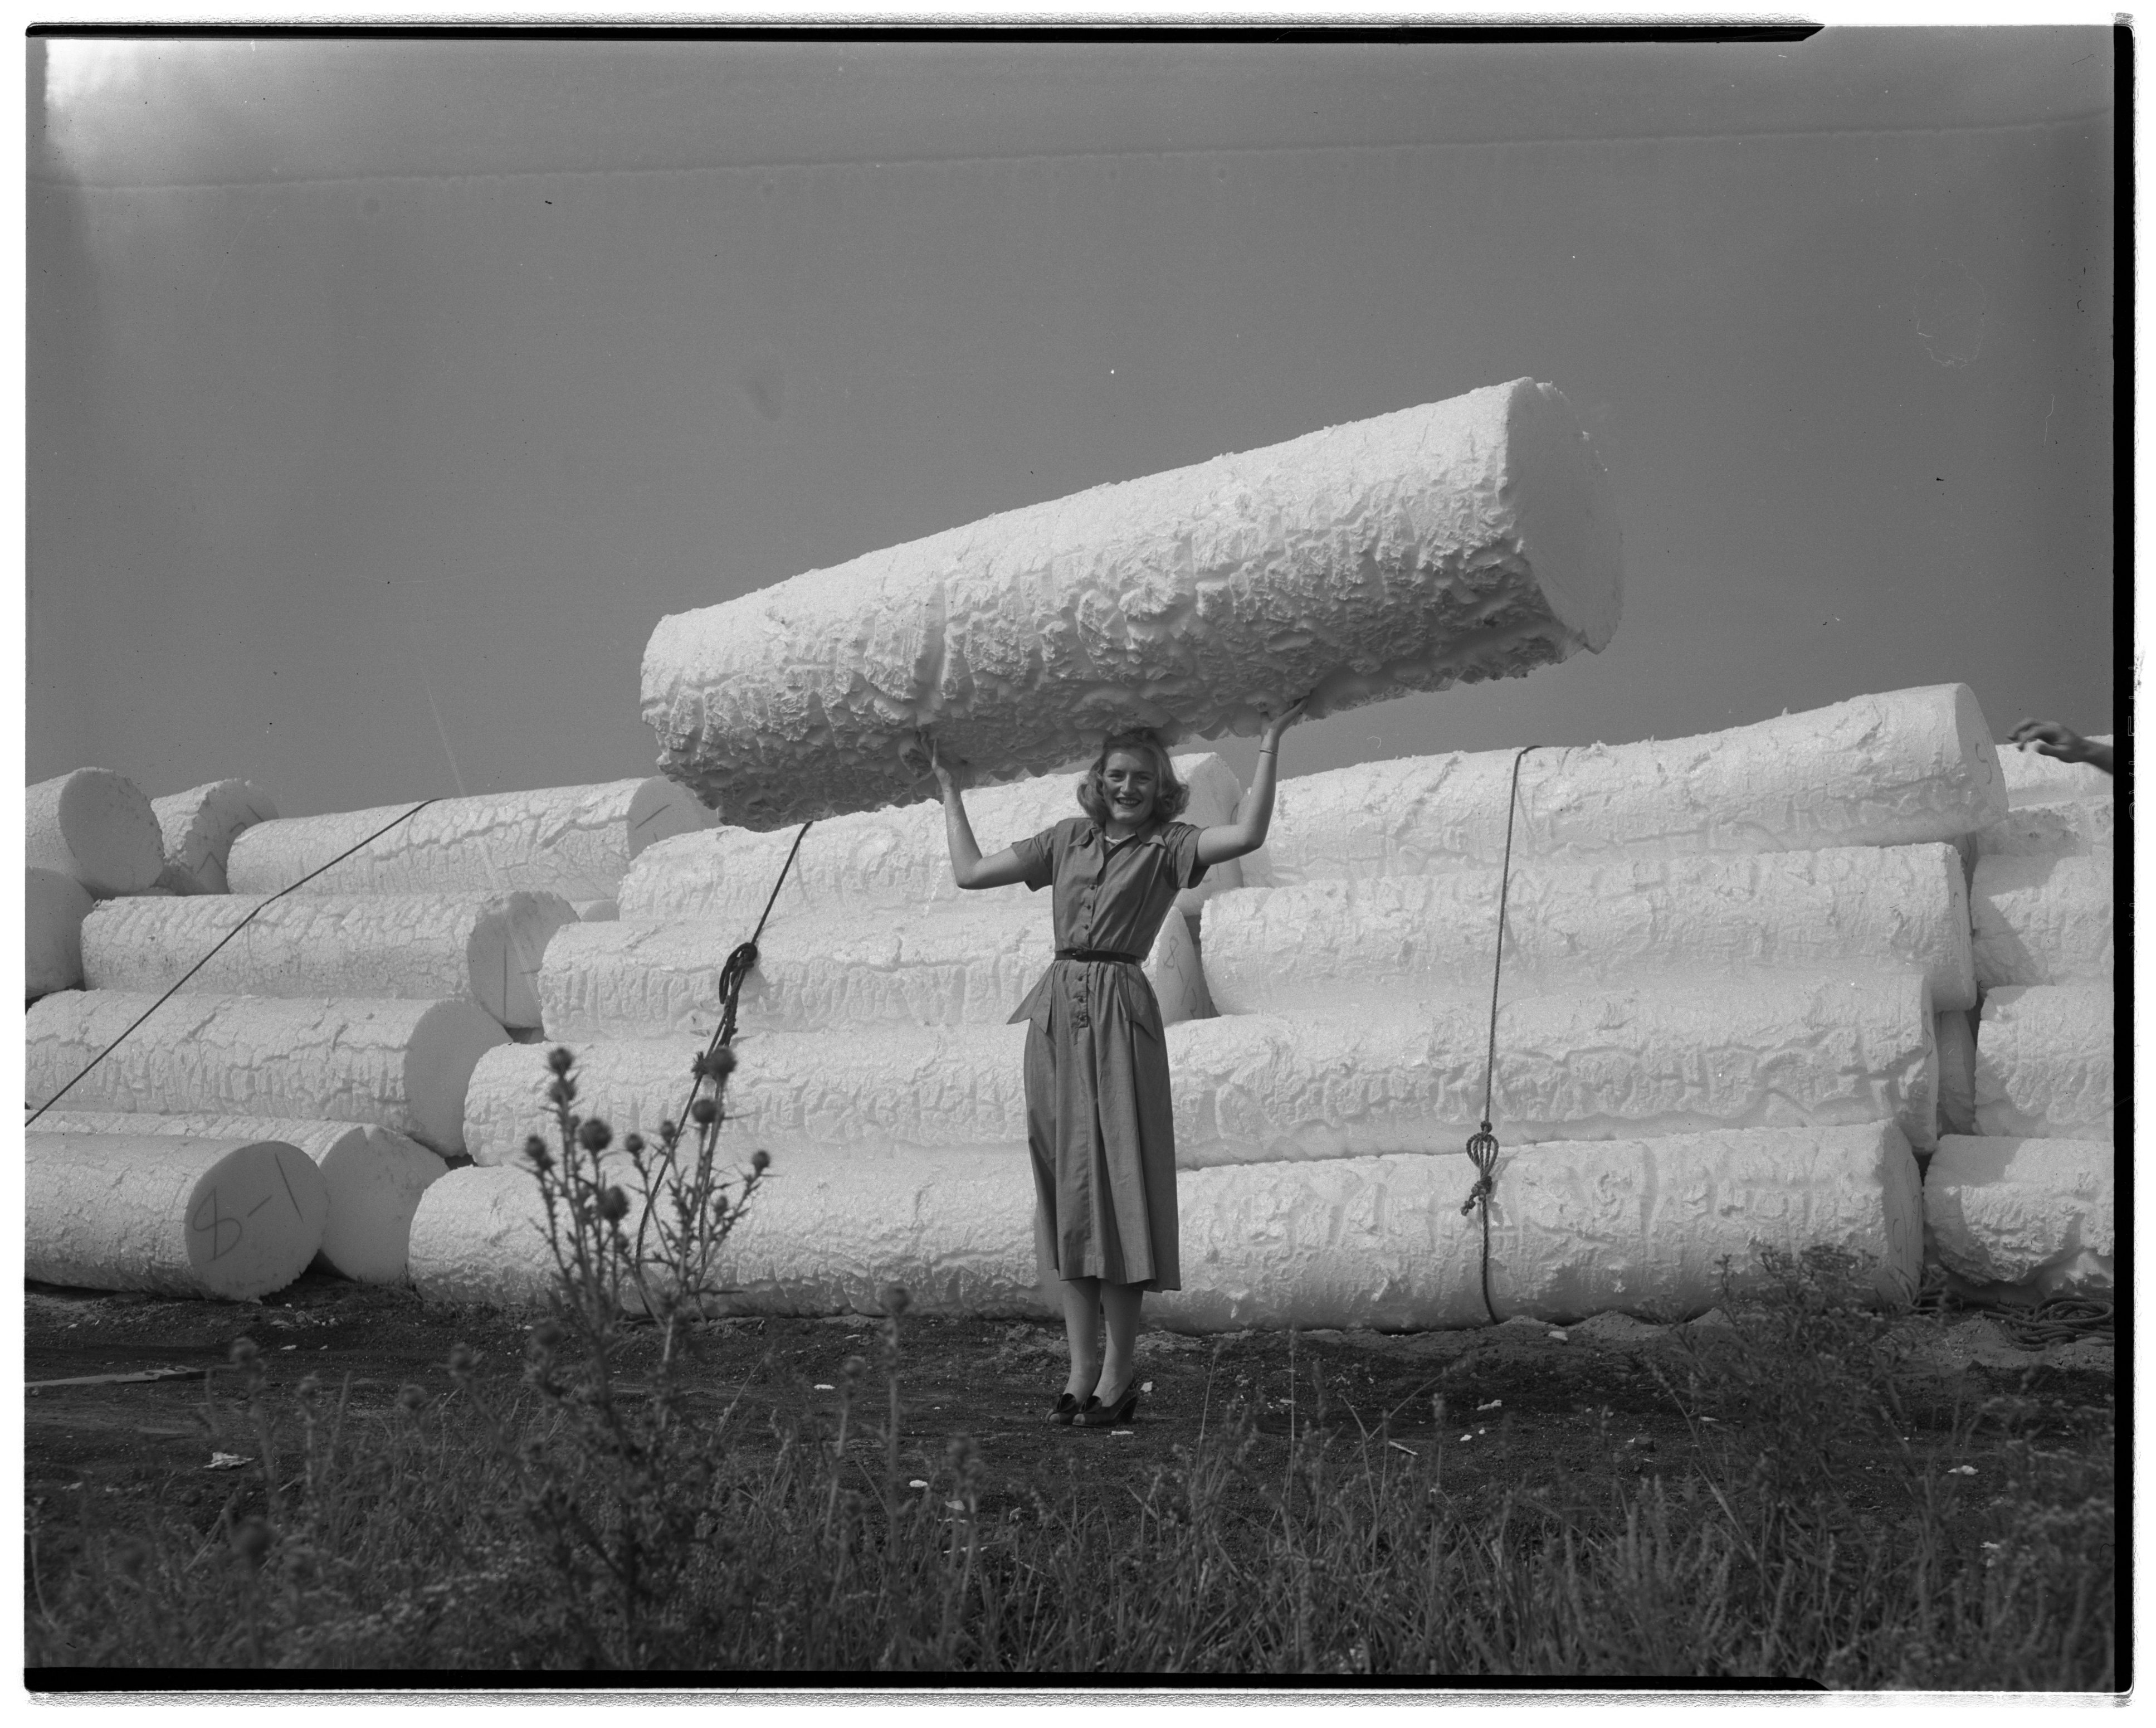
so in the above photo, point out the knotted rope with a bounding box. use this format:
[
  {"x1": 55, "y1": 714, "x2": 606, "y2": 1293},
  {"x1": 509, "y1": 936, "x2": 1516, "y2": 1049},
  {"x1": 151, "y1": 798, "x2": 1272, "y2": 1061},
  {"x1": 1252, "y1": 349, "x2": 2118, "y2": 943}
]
[
  {"x1": 1460, "y1": 747, "x2": 1538, "y2": 1326},
  {"x1": 667, "y1": 819, "x2": 814, "y2": 1135},
  {"x1": 27, "y1": 799, "x2": 442, "y2": 1126}
]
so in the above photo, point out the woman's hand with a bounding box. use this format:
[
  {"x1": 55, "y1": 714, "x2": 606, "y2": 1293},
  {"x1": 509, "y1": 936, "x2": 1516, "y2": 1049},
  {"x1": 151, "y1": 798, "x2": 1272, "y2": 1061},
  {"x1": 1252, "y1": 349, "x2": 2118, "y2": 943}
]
[
  {"x1": 914, "y1": 730, "x2": 972, "y2": 797},
  {"x1": 1257, "y1": 695, "x2": 1311, "y2": 753}
]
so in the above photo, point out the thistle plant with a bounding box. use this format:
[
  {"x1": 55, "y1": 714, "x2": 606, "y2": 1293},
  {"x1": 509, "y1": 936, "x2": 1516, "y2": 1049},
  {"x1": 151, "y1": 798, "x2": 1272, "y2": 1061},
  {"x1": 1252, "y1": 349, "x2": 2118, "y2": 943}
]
[{"x1": 458, "y1": 1042, "x2": 771, "y2": 1665}]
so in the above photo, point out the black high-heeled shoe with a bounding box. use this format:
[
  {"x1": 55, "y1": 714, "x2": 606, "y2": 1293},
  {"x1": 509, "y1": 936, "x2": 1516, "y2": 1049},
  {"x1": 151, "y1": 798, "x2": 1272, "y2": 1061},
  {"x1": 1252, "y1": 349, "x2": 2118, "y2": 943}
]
[
  {"x1": 1076, "y1": 1381, "x2": 1140, "y2": 1429},
  {"x1": 1049, "y1": 1390, "x2": 1086, "y2": 1426}
]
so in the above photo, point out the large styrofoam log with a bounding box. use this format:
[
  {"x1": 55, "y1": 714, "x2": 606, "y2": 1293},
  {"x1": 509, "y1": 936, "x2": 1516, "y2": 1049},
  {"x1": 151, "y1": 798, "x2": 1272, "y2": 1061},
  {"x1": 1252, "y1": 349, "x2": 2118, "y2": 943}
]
[
  {"x1": 618, "y1": 752, "x2": 1247, "y2": 926},
  {"x1": 225, "y1": 778, "x2": 718, "y2": 900},
  {"x1": 1998, "y1": 735, "x2": 2113, "y2": 805},
  {"x1": 1242, "y1": 684, "x2": 2004, "y2": 889},
  {"x1": 1969, "y1": 853, "x2": 2114, "y2": 990},
  {"x1": 1924, "y1": 1135, "x2": 2114, "y2": 1296},
  {"x1": 642, "y1": 378, "x2": 1623, "y2": 829},
  {"x1": 1973, "y1": 985, "x2": 2113, "y2": 1141},
  {"x1": 80, "y1": 890, "x2": 577, "y2": 1030},
  {"x1": 1154, "y1": 1123, "x2": 1921, "y2": 1329},
  {"x1": 1973, "y1": 795, "x2": 2113, "y2": 860},
  {"x1": 464, "y1": 1025, "x2": 1032, "y2": 1168},
  {"x1": 26, "y1": 1132, "x2": 330, "y2": 1299},
  {"x1": 35, "y1": 1111, "x2": 447, "y2": 1284},
  {"x1": 538, "y1": 895, "x2": 1203, "y2": 1041},
  {"x1": 27, "y1": 769, "x2": 167, "y2": 897},
  {"x1": 1169, "y1": 974, "x2": 1939, "y2": 1159},
  {"x1": 1935, "y1": 1010, "x2": 1977, "y2": 1138},
  {"x1": 150, "y1": 780, "x2": 279, "y2": 895},
  {"x1": 406, "y1": 1151, "x2": 1048, "y2": 1316},
  {"x1": 467, "y1": 972, "x2": 1935, "y2": 1168},
  {"x1": 28, "y1": 868, "x2": 95, "y2": 1000},
  {"x1": 413, "y1": 1125, "x2": 1920, "y2": 1325},
  {"x1": 1205, "y1": 842, "x2": 1974, "y2": 1016},
  {"x1": 27, "y1": 991, "x2": 508, "y2": 1155}
]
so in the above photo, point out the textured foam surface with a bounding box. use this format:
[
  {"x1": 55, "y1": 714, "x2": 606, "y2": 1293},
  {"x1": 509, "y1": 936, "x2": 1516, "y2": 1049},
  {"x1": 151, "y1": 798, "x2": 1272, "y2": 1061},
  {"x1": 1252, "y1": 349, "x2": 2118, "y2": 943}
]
[
  {"x1": 225, "y1": 777, "x2": 718, "y2": 900},
  {"x1": 1935, "y1": 1010, "x2": 1977, "y2": 1139},
  {"x1": 539, "y1": 894, "x2": 1202, "y2": 1041},
  {"x1": 1998, "y1": 736, "x2": 2113, "y2": 805},
  {"x1": 412, "y1": 1125, "x2": 1919, "y2": 1326},
  {"x1": 150, "y1": 780, "x2": 279, "y2": 895},
  {"x1": 36, "y1": 1110, "x2": 447, "y2": 1284},
  {"x1": 464, "y1": 1025, "x2": 1033, "y2": 1167},
  {"x1": 1973, "y1": 985, "x2": 2113, "y2": 1141},
  {"x1": 1925, "y1": 1135, "x2": 2113, "y2": 1295},
  {"x1": 1169, "y1": 974, "x2": 1938, "y2": 1159},
  {"x1": 1157, "y1": 1123, "x2": 1921, "y2": 1329},
  {"x1": 28, "y1": 868, "x2": 94, "y2": 1000},
  {"x1": 1243, "y1": 685, "x2": 2003, "y2": 888},
  {"x1": 468, "y1": 972, "x2": 1934, "y2": 1167},
  {"x1": 1969, "y1": 853, "x2": 2114, "y2": 990},
  {"x1": 27, "y1": 768, "x2": 167, "y2": 897},
  {"x1": 1206, "y1": 843, "x2": 1974, "y2": 1015},
  {"x1": 642, "y1": 379, "x2": 1622, "y2": 828},
  {"x1": 82, "y1": 890, "x2": 577, "y2": 1030},
  {"x1": 27, "y1": 1132, "x2": 330, "y2": 1299},
  {"x1": 28, "y1": 990, "x2": 508, "y2": 1155},
  {"x1": 1973, "y1": 796, "x2": 2113, "y2": 860},
  {"x1": 619, "y1": 752, "x2": 1246, "y2": 926}
]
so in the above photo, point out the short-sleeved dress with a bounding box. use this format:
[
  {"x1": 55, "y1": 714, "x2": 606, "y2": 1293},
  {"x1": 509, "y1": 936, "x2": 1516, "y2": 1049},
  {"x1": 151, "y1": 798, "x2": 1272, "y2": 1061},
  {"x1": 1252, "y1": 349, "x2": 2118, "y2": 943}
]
[{"x1": 1006, "y1": 815, "x2": 1208, "y2": 1291}]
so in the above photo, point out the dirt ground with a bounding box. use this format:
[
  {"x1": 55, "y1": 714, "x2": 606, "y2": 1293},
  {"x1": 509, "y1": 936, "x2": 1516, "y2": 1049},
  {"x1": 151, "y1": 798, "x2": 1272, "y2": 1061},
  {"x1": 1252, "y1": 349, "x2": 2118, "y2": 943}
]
[{"x1": 25, "y1": 1271, "x2": 2117, "y2": 1551}]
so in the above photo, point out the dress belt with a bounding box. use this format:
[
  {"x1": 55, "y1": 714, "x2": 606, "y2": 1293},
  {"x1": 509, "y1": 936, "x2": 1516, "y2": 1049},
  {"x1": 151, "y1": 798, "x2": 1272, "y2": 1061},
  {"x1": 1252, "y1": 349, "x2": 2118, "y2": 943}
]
[{"x1": 1056, "y1": 947, "x2": 1142, "y2": 965}]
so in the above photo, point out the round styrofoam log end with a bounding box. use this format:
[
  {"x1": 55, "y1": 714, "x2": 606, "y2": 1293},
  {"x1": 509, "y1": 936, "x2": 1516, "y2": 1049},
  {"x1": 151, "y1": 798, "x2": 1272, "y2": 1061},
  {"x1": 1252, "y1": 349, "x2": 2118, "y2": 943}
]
[
  {"x1": 27, "y1": 868, "x2": 95, "y2": 999},
  {"x1": 626, "y1": 777, "x2": 719, "y2": 859},
  {"x1": 315, "y1": 1126, "x2": 450, "y2": 1283},
  {"x1": 466, "y1": 891, "x2": 579, "y2": 1029},
  {"x1": 31, "y1": 770, "x2": 167, "y2": 897},
  {"x1": 183, "y1": 1141, "x2": 332, "y2": 1298},
  {"x1": 152, "y1": 779, "x2": 279, "y2": 894},
  {"x1": 404, "y1": 1001, "x2": 514, "y2": 1155},
  {"x1": 1504, "y1": 379, "x2": 1625, "y2": 653}
]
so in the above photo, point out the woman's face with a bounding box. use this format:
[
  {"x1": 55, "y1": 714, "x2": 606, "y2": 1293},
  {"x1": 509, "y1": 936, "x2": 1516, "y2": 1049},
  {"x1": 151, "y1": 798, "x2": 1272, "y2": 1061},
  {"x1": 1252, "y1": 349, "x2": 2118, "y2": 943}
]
[{"x1": 1101, "y1": 749, "x2": 1159, "y2": 828}]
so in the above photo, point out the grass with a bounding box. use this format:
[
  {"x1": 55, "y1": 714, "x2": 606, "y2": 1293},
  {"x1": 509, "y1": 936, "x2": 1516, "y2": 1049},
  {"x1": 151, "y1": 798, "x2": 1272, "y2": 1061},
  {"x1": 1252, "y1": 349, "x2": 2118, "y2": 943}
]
[{"x1": 22, "y1": 1055, "x2": 2119, "y2": 1682}]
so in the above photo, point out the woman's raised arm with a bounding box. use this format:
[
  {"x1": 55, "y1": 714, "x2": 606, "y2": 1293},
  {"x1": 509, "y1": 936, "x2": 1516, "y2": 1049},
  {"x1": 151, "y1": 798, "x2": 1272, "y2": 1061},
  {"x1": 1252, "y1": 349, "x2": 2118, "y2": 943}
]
[
  {"x1": 1196, "y1": 698, "x2": 1309, "y2": 867},
  {"x1": 925, "y1": 736, "x2": 1032, "y2": 890}
]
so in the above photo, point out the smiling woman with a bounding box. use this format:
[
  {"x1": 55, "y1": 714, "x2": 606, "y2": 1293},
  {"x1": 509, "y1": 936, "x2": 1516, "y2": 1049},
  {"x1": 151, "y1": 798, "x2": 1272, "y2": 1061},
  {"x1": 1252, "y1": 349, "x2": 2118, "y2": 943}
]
[{"x1": 927, "y1": 699, "x2": 1305, "y2": 1433}]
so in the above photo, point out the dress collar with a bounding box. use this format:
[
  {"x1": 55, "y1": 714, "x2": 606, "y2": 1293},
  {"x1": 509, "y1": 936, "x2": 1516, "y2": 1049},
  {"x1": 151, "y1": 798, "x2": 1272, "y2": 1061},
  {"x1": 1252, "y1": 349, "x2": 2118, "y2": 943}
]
[{"x1": 1087, "y1": 817, "x2": 1168, "y2": 853}]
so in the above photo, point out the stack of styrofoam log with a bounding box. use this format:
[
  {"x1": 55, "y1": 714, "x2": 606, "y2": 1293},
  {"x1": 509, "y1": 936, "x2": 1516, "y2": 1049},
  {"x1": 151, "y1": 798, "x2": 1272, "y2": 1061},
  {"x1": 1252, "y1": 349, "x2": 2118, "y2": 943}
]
[
  {"x1": 27, "y1": 778, "x2": 714, "y2": 1299},
  {"x1": 409, "y1": 755, "x2": 1245, "y2": 1303},
  {"x1": 414, "y1": 685, "x2": 2006, "y2": 1325},
  {"x1": 27, "y1": 770, "x2": 271, "y2": 1000},
  {"x1": 1925, "y1": 737, "x2": 2114, "y2": 1298}
]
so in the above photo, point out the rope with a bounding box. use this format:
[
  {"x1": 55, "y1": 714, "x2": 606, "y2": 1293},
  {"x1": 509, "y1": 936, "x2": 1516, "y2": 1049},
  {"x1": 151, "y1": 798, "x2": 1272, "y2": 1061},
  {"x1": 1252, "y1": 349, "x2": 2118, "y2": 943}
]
[
  {"x1": 1987, "y1": 1296, "x2": 2114, "y2": 1350},
  {"x1": 1460, "y1": 747, "x2": 1538, "y2": 1326},
  {"x1": 26, "y1": 799, "x2": 442, "y2": 1125},
  {"x1": 666, "y1": 819, "x2": 814, "y2": 1138}
]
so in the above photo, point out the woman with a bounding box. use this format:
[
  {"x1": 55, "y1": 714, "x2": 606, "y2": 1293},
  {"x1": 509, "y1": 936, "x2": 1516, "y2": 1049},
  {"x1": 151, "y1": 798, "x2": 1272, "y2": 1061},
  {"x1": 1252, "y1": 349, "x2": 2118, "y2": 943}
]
[{"x1": 926, "y1": 702, "x2": 1306, "y2": 1428}]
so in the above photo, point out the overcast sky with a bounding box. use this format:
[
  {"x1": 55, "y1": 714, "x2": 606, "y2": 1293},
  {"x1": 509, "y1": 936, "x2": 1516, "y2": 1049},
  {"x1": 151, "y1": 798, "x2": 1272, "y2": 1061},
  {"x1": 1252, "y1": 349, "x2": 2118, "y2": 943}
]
[{"x1": 27, "y1": 29, "x2": 2115, "y2": 817}]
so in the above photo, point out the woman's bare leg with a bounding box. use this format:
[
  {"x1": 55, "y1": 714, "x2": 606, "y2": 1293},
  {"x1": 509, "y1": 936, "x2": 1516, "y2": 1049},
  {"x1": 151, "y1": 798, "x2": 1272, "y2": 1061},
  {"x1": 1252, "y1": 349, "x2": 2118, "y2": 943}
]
[
  {"x1": 1056, "y1": 1273, "x2": 1103, "y2": 1402},
  {"x1": 1097, "y1": 1282, "x2": 1145, "y2": 1403}
]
